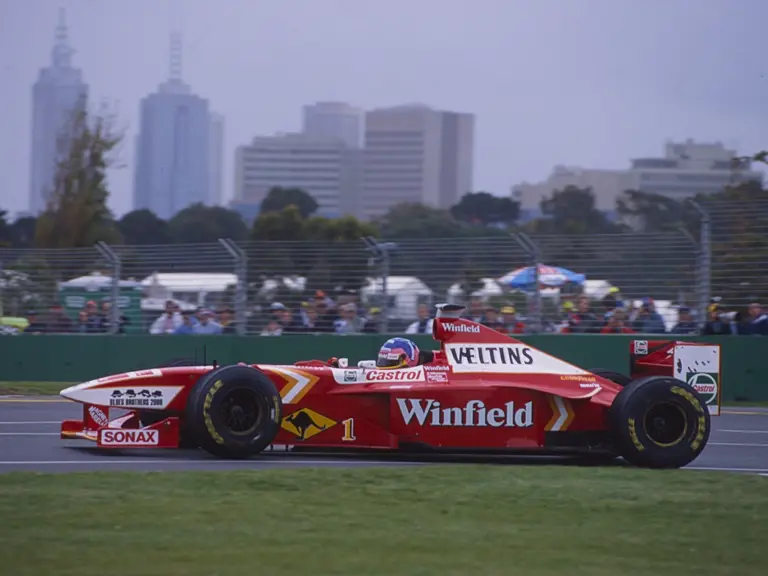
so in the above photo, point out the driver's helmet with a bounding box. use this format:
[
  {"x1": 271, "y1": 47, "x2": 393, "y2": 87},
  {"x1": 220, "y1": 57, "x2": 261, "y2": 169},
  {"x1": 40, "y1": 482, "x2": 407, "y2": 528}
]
[{"x1": 376, "y1": 337, "x2": 420, "y2": 370}]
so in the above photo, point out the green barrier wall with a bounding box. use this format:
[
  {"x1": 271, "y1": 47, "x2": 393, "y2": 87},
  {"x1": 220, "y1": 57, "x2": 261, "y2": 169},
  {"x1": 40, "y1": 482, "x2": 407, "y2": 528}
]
[{"x1": 1, "y1": 335, "x2": 765, "y2": 401}]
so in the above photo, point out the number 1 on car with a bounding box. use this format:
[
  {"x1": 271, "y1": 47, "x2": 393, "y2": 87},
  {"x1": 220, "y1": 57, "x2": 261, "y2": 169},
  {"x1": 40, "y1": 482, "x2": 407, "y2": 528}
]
[{"x1": 341, "y1": 418, "x2": 356, "y2": 441}]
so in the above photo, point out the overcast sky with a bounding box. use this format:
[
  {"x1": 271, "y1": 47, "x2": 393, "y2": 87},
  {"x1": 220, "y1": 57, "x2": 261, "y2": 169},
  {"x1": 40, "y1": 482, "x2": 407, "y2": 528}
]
[{"x1": 1, "y1": 0, "x2": 766, "y2": 218}]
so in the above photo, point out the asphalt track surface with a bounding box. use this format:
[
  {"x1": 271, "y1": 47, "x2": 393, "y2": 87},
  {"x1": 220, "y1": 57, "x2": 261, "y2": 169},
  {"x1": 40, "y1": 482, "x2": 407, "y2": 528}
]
[{"x1": 1, "y1": 398, "x2": 768, "y2": 475}]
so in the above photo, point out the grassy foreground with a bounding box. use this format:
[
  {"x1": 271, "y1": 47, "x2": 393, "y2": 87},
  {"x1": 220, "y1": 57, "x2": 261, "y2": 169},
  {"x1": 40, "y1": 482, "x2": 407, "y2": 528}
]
[{"x1": 0, "y1": 466, "x2": 766, "y2": 576}]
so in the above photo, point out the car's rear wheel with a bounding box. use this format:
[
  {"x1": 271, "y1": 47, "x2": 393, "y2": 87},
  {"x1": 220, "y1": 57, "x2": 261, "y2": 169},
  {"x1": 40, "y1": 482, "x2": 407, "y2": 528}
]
[
  {"x1": 609, "y1": 376, "x2": 710, "y2": 468},
  {"x1": 588, "y1": 368, "x2": 631, "y2": 387},
  {"x1": 184, "y1": 365, "x2": 282, "y2": 458}
]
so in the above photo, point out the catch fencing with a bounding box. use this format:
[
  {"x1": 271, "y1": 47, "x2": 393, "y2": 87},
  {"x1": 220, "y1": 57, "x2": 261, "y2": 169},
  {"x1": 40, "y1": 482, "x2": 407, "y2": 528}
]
[{"x1": 0, "y1": 200, "x2": 764, "y2": 335}]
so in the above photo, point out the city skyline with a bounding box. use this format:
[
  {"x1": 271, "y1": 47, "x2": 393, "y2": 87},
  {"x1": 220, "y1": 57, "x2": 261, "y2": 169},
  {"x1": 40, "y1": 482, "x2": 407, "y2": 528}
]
[{"x1": 3, "y1": 0, "x2": 767, "y2": 219}]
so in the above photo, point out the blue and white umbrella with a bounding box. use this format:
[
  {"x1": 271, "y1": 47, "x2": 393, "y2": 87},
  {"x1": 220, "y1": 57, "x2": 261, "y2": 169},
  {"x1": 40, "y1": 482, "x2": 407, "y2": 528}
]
[{"x1": 499, "y1": 265, "x2": 586, "y2": 288}]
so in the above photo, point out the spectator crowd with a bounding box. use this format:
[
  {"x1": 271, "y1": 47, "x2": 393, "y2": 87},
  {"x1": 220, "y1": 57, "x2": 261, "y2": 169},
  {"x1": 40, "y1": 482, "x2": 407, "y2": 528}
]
[{"x1": 14, "y1": 288, "x2": 768, "y2": 337}]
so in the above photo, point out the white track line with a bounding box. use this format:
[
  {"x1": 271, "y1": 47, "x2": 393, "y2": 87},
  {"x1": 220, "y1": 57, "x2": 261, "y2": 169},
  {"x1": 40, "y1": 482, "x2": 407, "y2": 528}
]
[
  {"x1": 0, "y1": 421, "x2": 61, "y2": 425},
  {"x1": 687, "y1": 466, "x2": 768, "y2": 473},
  {"x1": 716, "y1": 429, "x2": 768, "y2": 434},
  {"x1": 708, "y1": 442, "x2": 768, "y2": 447},
  {"x1": 0, "y1": 459, "x2": 416, "y2": 466},
  {"x1": 0, "y1": 432, "x2": 60, "y2": 436}
]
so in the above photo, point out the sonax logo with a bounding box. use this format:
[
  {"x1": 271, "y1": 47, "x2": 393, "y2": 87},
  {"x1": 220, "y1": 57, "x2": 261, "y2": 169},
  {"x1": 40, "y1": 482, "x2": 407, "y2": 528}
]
[
  {"x1": 396, "y1": 398, "x2": 533, "y2": 427},
  {"x1": 100, "y1": 429, "x2": 159, "y2": 446}
]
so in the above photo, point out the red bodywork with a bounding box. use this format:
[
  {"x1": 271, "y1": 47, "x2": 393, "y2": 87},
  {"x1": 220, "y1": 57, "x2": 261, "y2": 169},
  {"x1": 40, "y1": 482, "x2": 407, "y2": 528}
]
[{"x1": 60, "y1": 320, "x2": 699, "y2": 455}]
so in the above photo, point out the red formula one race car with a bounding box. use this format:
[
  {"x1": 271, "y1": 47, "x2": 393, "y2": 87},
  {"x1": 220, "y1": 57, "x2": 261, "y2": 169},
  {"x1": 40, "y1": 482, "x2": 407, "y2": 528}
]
[{"x1": 60, "y1": 304, "x2": 714, "y2": 468}]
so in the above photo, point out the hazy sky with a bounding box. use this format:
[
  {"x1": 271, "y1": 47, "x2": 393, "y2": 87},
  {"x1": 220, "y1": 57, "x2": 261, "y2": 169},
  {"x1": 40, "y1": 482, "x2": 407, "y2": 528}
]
[{"x1": 1, "y1": 0, "x2": 766, "y2": 218}]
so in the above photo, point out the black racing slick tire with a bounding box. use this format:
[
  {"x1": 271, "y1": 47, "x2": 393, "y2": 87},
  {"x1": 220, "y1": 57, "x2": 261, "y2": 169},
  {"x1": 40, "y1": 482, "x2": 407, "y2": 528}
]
[
  {"x1": 588, "y1": 368, "x2": 631, "y2": 387},
  {"x1": 184, "y1": 365, "x2": 283, "y2": 459},
  {"x1": 609, "y1": 376, "x2": 711, "y2": 469}
]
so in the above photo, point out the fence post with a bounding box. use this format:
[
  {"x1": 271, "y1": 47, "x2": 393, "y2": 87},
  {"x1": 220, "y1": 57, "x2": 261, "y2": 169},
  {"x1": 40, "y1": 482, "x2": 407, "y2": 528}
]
[
  {"x1": 218, "y1": 238, "x2": 248, "y2": 336},
  {"x1": 96, "y1": 241, "x2": 121, "y2": 334},
  {"x1": 689, "y1": 201, "x2": 711, "y2": 322},
  {"x1": 362, "y1": 237, "x2": 396, "y2": 334},
  {"x1": 513, "y1": 233, "x2": 542, "y2": 333}
]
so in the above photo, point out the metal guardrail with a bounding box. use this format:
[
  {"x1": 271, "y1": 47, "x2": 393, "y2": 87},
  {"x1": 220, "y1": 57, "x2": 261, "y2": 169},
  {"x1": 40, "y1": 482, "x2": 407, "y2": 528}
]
[{"x1": 1, "y1": 200, "x2": 766, "y2": 336}]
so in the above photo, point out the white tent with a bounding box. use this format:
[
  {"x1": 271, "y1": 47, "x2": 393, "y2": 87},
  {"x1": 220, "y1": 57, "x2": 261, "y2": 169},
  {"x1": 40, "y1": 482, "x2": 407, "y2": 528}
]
[
  {"x1": 446, "y1": 278, "x2": 504, "y2": 302},
  {"x1": 361, "y1": 276, "x2": 433, "y2": 319},
  {"x1": 141, "y1": 272, "x2": 237, "y2": 307}
]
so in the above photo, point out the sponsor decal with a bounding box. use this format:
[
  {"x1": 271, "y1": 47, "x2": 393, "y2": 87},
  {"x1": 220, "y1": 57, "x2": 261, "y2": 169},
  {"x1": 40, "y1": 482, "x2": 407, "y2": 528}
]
[
  {"x1": 443, "y1": 323, "x2": 481, "y2": 334},
  {"x1": 449, "y1": 344, "x2": 533, "y2": 366},
  {"x1": 100, "y1": 429, "x2": 159, "y2": 446},
  {"x1": 560, "y1": 375, "x2": 596, "y2": 382},
  {"x1": 686, "y1": 373, "x2": 718, "y2": 404},
  {"x1": 673, "y1": 344, "x2": 720, "y2": 414},
  {"x1": 109, "y1": 389, "x2": 164, "y2": 408},
  {"x1": 281, "y1": 408, "x2": 337, "y2": 440},
  {"x1": 424, "y1": 365, "x2": 450, "y2": 371},
  {"x1": 426, "y1": 372, "x2": 449, "y2": 383},
  {"x1": 445, "y1": 343, "x2": 588, "y2": 375},
  {"x1": 633, "y1": 340, "x2": 648, "y2": 355},
  {"x1": 365, "y1": 367, "x2": 425, "y2": 382},
  {"x1": 579, "y1": 383, "x2": 600, "y2": 389},
  {"x1": 396, "y1": 398, "x2": 533, "y2": 428},
  {"x1": 88, "y1": 406, "x2": 109, "y2": 427},
  {"x1": 343, "y1": 370, "x2": 357, "y2": 383}
]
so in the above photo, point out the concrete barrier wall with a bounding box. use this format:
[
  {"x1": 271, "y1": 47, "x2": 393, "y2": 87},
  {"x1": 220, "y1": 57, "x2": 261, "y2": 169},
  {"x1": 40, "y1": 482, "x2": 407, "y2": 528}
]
[{"x1": 2, "y1": 334, "x2": 765, "y2": 401}]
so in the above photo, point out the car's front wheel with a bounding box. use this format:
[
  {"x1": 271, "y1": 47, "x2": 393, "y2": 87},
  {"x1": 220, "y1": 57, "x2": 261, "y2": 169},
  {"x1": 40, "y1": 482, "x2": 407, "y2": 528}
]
[{"x1": 184, "y1": 365, "x2": 283, "y2": 459}]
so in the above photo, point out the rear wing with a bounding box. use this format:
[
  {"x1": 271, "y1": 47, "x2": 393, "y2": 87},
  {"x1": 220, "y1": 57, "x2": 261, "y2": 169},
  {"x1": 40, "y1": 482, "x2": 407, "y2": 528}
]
[{"x1": 631, "y1": 340, "x2": 721, "y2": 416}]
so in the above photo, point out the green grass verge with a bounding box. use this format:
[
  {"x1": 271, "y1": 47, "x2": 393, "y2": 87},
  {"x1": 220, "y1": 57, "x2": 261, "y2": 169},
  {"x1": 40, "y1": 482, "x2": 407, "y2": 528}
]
[
  {"x1": 0, "y1": 381, "x2": 70, "y2": 395},
  {"x1": 0, "y1": 466, "x2": 766, "y2": 576}
]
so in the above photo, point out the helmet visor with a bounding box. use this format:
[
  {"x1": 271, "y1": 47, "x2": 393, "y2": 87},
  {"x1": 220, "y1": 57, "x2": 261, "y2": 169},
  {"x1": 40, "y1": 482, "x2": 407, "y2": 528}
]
[{"x1": 376, "y1": 350, "x2": 407, "y2": 369}]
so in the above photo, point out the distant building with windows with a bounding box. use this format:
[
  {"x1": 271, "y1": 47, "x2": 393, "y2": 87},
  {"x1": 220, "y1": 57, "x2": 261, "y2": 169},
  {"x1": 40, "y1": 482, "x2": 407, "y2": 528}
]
[
  {"x1": 361, "y1": 104, "x2": 474, "y2": 220},
  {"x1": 133, "y1": 34, "x2": 220, "y2": 219},
  {"x1": 233, "y1": 132, "x2": 363, "y2": 219},
  {"x1": 302, "y1": 102, "x2": 363, "y2": 149},
  {"x1": 29, "y1": 9, "x2": 89, "y2": 215},
  {"x1": 511, "y1": 139, "x2": 764, "y2": 221}
]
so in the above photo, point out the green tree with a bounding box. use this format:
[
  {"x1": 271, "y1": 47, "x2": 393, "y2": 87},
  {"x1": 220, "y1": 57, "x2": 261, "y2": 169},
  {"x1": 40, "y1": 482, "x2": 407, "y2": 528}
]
[
  {"x1": 168, "y1": 203, "x2": 248, "y2": 244},
  {"x1": 9, "y1": 216, "x2": 37, "y2": 248},
  {"x1": 616, "y1": 189, "x2": 698, "y2": 233},
  {"x1": 376, "y1": 202, "x2": 457, "y2": 239},
  {"x1": 34, "y1": 101, "x2": 123, "y2": 249},
  {"x1": 0, "y1": 210, "x2": 11, "y2": 247},
  {"x1": 247, "y1": 206, "x2": 377, "y2": 302},
  {"x1": 118, "y1": 209, "x2": 170, "y2": 245},
  {"x1": 374, "y1": 202, "x2": 516, "y2": 301},
  {"x1": 450, "y1": 191, "x2": 520, "y2": 226},
  {"x1": 259, "y1": 187, "x2": 319, "y2": 219}
]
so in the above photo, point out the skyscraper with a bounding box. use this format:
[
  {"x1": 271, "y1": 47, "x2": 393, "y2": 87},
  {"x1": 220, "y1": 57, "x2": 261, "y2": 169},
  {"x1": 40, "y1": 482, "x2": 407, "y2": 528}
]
[
  {"x1": 133, "y1": 33, "x2": 211, "y2": 220},
  {"x1": 302, "y1": 102, "x2": 363, "y2": 149},
  {"x1": 29, "y1": 8, "x2": 88, "y2": 214},
  {"x1": 362, "y1": 104, "x2": 474, "y2": 220},
  {"x1": 208, "y1": 112, "x2": 225, "y2": 205}
]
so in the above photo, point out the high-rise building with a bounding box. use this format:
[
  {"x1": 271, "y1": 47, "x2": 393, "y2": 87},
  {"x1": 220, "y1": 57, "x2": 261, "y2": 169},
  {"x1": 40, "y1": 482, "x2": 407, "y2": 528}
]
[
  {"x1": 627, "y1": 139, "x2": 763, "y2": 199},
  {"x1": 302, "y1": 102, "x2": 363, "y2": 149},
  {"x1": 208, "y1": 112, "x2": 225, "y2": 205},
  {"x1": 29, "y1": 9, "x2": 88, "y2": 215},
  {"x1": 133, "y1": 33, "x2": 210, "y2": 220},
  {"x1": 361, "y1": 104, "x2": 474, "y2": 220},
  {"x1": 510, "y1": 139, "x2": 764, "y2": 221},
  {"x1": 233, "y1": 132, "x2": 363, "y2": 219}
]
